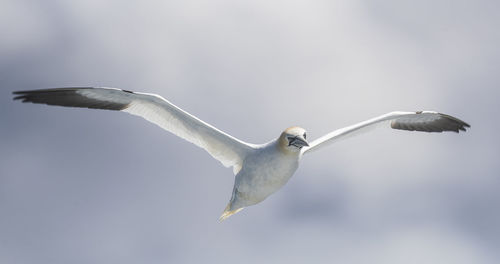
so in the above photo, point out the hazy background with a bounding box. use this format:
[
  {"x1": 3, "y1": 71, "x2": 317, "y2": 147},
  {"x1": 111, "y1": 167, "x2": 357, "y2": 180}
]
[{"x1": 1, "y1": 0, "x2": 499, "y2": 263}]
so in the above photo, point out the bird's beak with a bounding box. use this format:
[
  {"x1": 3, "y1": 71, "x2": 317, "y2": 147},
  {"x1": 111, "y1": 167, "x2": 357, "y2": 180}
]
[
  {"x1": 297, "y1": 137, "x2": 309, "y2": 147},
  {"x1": 290, "y1": 136, "x2": 309, "y2": 148}
]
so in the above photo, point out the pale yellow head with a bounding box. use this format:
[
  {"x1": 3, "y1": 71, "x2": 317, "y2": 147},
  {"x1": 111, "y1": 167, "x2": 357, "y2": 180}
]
[{"x1": 278, "y1": 126, "x2": 309, "y2": 153}]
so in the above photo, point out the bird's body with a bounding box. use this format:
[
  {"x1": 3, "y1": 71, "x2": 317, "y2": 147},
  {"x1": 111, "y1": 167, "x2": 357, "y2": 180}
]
[
  {"x1": 225, "y1": 138, "x2": 301, "y2": 219},
  {"x1": 13, "y1": 87, "x2": 470, "y2": 220}
]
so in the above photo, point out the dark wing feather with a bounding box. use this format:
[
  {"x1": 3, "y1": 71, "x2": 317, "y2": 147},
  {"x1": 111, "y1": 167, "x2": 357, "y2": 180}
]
[
  {"x1": 390, "y1": 112, "x2": 470, "y2": 133},
  {"x1": 13, "y1": 88, "x2": 129, "y2": 110}
]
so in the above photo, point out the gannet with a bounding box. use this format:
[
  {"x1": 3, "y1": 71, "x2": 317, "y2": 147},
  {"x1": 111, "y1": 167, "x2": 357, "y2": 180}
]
[{"x1": 13, "y1": 87, "x2": 470, "y2": 220}]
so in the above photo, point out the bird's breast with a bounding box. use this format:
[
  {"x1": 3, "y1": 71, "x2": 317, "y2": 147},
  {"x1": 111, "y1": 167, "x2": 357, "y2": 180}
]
[{"x1": 234, "y1": 146, "x2": 300, "y2": 205}]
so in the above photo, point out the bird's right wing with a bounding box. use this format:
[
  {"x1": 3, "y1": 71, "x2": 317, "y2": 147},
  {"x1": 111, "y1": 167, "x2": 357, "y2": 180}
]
[
  {"x1": 302, "y1": 111, "x2": 470, "y2": 155},
  {"x1": 13, "y1": 87, "x2": 255, "y2": 174}
]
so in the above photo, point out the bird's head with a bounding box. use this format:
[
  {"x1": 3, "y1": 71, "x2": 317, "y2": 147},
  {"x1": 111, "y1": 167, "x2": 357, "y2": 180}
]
[{"x1": 279, "y1": 126, "x2": 309, "y2": 153}]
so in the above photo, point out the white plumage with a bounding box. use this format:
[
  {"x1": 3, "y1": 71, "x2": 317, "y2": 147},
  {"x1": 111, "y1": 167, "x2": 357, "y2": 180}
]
[{"x1": 13, "y1": 87, "x2": 470, "y2": 220}]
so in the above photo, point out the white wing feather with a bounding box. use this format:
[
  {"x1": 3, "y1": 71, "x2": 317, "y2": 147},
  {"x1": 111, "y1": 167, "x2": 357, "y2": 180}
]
[{"x1": 121, "y1": 92, "x2": 253, "y2": 173}]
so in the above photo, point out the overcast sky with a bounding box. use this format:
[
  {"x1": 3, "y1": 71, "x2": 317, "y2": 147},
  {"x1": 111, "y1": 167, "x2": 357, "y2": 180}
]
[{"x1": 1, "y1": 0, "x2": 499, "y2": 263}]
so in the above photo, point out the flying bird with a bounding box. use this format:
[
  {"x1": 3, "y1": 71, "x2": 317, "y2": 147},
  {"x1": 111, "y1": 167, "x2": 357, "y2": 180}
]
[{"x1": 13, "y1": 87, "x2": 470, "y2": 220}]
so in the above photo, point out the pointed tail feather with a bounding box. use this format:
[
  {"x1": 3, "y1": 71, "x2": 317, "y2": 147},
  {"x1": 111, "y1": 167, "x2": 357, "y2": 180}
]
[{"x1": 219, "y1": 204, "x2": 243, "y2": 221}]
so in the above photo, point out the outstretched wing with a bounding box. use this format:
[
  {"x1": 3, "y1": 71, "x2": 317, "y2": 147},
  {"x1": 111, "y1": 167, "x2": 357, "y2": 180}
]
[
  {"x1": 303, "y1": 111, "x2": 470, "y2": 154},
  {"x1": 13, "y1": 87, "x2": 254, "y2": 173}
]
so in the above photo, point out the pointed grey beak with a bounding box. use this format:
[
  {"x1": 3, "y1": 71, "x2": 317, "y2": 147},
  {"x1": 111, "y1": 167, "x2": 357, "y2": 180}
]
[{"x1": 288, "y1": 136, "x2": 309, "y2": 148}]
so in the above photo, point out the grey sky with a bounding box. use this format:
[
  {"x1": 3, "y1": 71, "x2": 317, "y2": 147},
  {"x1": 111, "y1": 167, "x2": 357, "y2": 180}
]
[{"x1": 1, "y1": 0, "x2": 499, "y2": 263}]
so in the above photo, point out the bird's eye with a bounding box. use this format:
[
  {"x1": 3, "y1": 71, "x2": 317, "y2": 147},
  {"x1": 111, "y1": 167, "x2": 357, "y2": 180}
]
[{"x1": 303, "y1": 133, "x2": 306, "y2": 139}]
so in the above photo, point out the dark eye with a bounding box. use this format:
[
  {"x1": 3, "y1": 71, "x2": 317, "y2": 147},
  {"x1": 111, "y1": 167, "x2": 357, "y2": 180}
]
[{"x1": 303, "y1": 133, "x2": 306, "y2": 139}]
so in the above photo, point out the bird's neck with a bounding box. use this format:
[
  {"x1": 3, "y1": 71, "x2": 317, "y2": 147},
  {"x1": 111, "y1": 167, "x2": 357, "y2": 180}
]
[{"x1": 276, "y1": 138, "x2": 301, "y2": 156}]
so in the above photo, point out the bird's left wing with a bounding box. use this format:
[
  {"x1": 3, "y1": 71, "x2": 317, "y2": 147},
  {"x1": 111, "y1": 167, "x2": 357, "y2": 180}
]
[
  {"x1": 13, "y1": 87, "x2": 254, "y2": 173},
  {"x1": 303, "y1": 111, "x2": 470, "y2": 155}
]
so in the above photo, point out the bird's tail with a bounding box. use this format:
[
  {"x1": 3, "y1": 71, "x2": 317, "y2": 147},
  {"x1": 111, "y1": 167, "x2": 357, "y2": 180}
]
[{"x1": 219, "y1": 204, "x2": 243, "y2": 222}]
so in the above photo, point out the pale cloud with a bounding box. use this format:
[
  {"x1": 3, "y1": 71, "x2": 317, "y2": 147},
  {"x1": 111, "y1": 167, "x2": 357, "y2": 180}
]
[{"x1": 1, "y1": 0, "x2": 499, "y2": 263}]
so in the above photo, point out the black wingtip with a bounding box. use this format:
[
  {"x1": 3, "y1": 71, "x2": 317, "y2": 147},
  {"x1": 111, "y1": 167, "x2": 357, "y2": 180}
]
[
  {"x1": 12, "y1": 90, "x2": 31, "y2": 101},
  {"x1": 11, "y1": 87, "x2": 130, "y2": 111},
  {"x1": 392, "y1": 112, "x2": 471, "y2": 133},
  {"x1": 13, "y1": 95, "x2": 25, "y2": 101},
  {"x1": 438, "y1": 113, "x2": 470, "y2": 132},
  {"x1": 12, "y1": 89, "x2": 33, "y2": 95}
]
